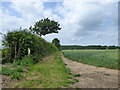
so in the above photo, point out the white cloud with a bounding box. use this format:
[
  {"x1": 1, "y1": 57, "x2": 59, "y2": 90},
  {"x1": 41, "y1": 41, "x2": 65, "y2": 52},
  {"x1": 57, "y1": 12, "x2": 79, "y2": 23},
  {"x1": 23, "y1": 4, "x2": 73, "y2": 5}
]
[
  {"x1": 0, "y1": 1, "x2": 118, "y2": 46},
  {"x1": 54, "y1": 1, "x2": 118, "y2": 45}
]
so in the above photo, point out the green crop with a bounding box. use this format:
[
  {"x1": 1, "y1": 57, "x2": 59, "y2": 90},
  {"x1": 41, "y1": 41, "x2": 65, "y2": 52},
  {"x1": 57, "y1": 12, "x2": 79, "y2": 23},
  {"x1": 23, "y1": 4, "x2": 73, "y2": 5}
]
[{"x1": 63, "y1": 50, "x2": 118, "y2": 69}]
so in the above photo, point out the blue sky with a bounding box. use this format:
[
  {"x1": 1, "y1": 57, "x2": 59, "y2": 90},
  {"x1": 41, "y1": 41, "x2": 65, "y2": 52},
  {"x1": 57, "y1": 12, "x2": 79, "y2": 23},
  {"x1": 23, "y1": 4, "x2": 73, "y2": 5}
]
[
  {"x1": 2, "y1": 2, "x2": 22, "y2": 18},
  {"x1": 0, "y1": 0, "x2": 119, "y2": 47}
]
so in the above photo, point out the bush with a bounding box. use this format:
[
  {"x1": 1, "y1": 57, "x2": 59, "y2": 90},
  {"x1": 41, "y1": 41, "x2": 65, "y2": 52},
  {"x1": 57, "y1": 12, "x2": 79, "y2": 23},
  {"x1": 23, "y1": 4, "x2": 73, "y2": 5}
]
[
  {"x1": 13, "y1": 54, "x2": 42, "y2": 67},
  {"x1": 13, "y1": 60, "x2": 21, "y2": 67},
  {"x1": 14, "y1": 66, "x2": 23, "y2": 72},
  {"x1": 20, "y1": 55, "x2": 34, "y2": 66},
  {"x1": 2, "y1": 67, "x2": 14, "y2": 75},
  {"x1": 2, "y1": 66, "x2": 24, "y2": 80},
  {"x1": 32, "y1": 54, "x2": 42, "y2": 64},
  {"x1": 10, "y1": 72, "x2": 23, "y2": 80}
]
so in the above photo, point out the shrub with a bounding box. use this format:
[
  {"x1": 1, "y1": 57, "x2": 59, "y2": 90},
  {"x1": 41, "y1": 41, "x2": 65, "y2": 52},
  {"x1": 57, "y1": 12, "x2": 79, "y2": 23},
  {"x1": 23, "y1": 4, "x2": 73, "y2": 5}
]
[
  {"x1": 14, "y1": 66, "x2": 23, "y2": 72},
  {"x1": 13, "y1": 60, "x2": 21, "y2": 67},
  {"x1": 2, "y1": 67, "x2": 14, "y2": 75},
  {"x1": 32, "y1": 54, "x2": 42, "y2": 64},
  {"x1": 2, "y1": 66, "x2": 24, "y2": 79},
  {"x1": 20, "y1": 55, "x2": 34, "y2": 66},
  {"x1": 13, "y1": 54, "x2": 42, "y2": 67},
  {"x1": 10, "y1": 72, "x2": 23, "y2": 80}
]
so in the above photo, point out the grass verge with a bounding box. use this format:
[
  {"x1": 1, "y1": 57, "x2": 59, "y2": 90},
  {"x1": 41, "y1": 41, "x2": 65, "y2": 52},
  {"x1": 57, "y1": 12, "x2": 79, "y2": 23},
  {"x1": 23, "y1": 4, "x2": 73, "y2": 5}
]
[{"x1": 14, "y1": 52, "x2": 74, "y2": 88}]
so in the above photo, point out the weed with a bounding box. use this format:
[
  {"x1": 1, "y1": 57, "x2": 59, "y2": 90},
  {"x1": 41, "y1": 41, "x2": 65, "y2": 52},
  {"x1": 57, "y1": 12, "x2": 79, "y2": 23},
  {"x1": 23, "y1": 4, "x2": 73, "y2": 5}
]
[
  {"x1": 14, "y1": 84, "x2": 20, "y2": 88},
  {"x1": 14, "y1": 66, "x2": 23, "y2": 72},
  {"x1": 67, "y1": 75, "x2": 72, "y2": 79},
  {"x1": 2, "y1": 66, "x2": 24, "y2": 79},
  {"x1": 2, "y1": 67, "x2": 14, "y2": 75},
  {"x1": 66, "y1": 69, "x2": 72, "y2": 75},
  {"x1": 73, "y1": 74, "x2": 81, "y2": 77},
  {"x1": 73, "y1": 79, "x2": 79, "y2": 82},
  {"x1": 65, "y1": 80, "x2": 75, "y2": 85},
  {"x1": 64, "y1": 64, "x2": 67, "y2": 65},
  {"x1": 10, "y1": 72, "x2": 23, "y2": 80}
]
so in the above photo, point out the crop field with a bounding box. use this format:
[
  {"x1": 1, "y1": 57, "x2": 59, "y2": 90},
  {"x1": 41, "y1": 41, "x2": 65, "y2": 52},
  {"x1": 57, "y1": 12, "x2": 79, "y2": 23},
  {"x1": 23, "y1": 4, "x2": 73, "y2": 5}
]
[{"x1": 63, "y1": 50, "x2": 118, "y2": 69}]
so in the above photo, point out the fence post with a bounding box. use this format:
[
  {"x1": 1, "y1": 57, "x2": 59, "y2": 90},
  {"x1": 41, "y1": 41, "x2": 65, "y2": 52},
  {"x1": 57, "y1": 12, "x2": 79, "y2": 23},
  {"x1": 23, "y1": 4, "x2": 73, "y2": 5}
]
[{"x1": 28, "y1": 48, "x2": 30, "y2": 56}]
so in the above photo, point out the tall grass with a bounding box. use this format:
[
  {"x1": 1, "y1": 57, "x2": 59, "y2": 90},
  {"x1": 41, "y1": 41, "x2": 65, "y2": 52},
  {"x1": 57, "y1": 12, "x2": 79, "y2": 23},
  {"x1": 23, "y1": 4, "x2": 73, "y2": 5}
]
[{"x1": 63, "y1": 50, "x2": 118, "y2": 69}]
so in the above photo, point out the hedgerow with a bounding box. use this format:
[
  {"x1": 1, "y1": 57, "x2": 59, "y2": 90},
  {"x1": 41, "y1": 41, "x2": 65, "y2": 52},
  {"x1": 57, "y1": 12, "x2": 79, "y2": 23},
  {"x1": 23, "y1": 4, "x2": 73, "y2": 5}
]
[
  {"x1": 1, "y1": 28, "x2": 58, "y2": 79},
  {"x1": 2, "y1": 28, "x2": 58, "y2": 63}
]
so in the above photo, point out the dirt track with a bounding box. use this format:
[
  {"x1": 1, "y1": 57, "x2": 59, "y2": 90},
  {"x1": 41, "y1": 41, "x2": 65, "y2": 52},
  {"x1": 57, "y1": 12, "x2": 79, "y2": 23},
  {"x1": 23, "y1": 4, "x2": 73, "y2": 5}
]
[{"x1": 62, "y1": 55, "x2": 118, "y2": 88}]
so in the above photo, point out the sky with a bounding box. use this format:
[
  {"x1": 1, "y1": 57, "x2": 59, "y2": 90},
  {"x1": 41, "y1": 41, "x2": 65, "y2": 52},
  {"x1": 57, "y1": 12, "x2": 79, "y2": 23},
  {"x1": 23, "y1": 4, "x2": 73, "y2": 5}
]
[{"x1": 0, "y1": 0, "x2": 119, "y2": 47}]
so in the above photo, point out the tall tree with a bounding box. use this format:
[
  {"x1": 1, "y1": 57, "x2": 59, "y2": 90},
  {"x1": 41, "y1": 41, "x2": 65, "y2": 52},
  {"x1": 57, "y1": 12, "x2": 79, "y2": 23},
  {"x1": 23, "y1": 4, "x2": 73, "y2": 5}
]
[
  {"x1": 52, "y1": 38, "x2": 61, "y2": 50},
  {"x1": 29, "y1": 18, "x2": 61, "y2": 37}
]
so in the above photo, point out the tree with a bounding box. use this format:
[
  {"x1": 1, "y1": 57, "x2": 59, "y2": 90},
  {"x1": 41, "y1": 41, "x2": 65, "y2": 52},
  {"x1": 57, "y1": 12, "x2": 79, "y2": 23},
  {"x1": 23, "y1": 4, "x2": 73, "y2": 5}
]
[
  {"x1": 29, "y1": 18, "x2": 61, "y2": 37},
  {"x1": 52, "y1": 38, "x2": 61, "y2": 50}
]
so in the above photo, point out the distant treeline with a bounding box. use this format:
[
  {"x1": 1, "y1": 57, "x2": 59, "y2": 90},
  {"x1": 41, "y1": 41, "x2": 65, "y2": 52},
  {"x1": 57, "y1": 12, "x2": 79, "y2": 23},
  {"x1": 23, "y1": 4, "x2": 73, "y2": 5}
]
[{"x1": 61, "y1": 45, "x2": 119, "y2": 50}]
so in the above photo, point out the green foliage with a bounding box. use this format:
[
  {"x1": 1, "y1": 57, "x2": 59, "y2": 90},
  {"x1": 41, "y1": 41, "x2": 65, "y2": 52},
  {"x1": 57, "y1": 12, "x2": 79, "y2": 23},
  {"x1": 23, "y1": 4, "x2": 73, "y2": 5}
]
[
  {"x1": 20, "y1": 55, "x2": 34, "y2": 66},
  {"x1": 2, "y1": 66, "x2": 23, "y2": 79},
  {"x1": 32, "y1": 54, "x2": 42, "y2": 64},
  {"x1": 61, "y1": 45, "x2": 119, "y2": 50},
  {"x1": 13, "y1": 60, "x2": 21, "y2": 67},
  {"x1": 14, "y1": 66, "x2": 23, "y2": 72},
  {"x1": 76, "y1": 87, "x2": 81, "y2": 90},
  {"x1": 66, "y1": 69, "x2": 72, "y2": 75},
  {"x1": 12, "y1": 54, "x2": 42, "y2": 67},
  {"x1": 10, "y1": 72, "x2": 23, "y2": 80},
  {"x1": 2, "y1": 29, "x2": 58, "y2": 63},
  {"x1": 2, "y1": 67, "x2": 14, "y2": 75},
  {"x1": 29, "y1": 18, "x2": 61, "y2": 37},
  {"x1": 73, "y1": 74, "x2": 81, "y2": 77},
  {"x1": 108, "y1": 46, "x2": 118, "y2": 49},
  {"x1": 63, "y1": 50, "x2": 118, "y2": 69},
  {"x1": 18, "y1": 52, "x2": 73, "y2": 88},
  {"x1": 67, "y1": 75, "x2": 72, "y2": 79},
  {"x1": 52, "y1": 38, "x2": 61, "y2": 50},
  {"x1": 2, "y1": 48, "x2": 9, "y2": 62},
  {"x1": 73, "y1": 79, "x2": 79, "y2": 82},
  {"x1": 14, "y1": 84, "x2": 20, "y2": 88},
  {"x1": 64, "y1": 80, "x2": 75, "y2": 85}
]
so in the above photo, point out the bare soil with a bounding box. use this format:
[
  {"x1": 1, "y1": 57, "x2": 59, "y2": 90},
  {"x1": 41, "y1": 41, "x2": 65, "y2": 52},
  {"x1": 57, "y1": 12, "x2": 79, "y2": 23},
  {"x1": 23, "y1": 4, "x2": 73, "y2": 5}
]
[{"x1": 62, "y1": 55, "x2": 118, "y2": 88}]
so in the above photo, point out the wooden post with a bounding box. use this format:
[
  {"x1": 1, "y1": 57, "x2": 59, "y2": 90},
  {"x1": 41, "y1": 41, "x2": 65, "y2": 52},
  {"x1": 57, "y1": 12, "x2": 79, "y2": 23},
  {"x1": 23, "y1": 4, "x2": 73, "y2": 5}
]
[{"x1": 28, "y1": 48, "x2": 30, "y2": 56}]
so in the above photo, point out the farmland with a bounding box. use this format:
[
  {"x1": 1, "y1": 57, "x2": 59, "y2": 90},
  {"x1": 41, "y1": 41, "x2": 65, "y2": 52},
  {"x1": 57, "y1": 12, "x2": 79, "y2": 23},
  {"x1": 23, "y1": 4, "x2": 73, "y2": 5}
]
[{"x1": 63, "y1": 50, "x2": 118, "y2": 69}]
